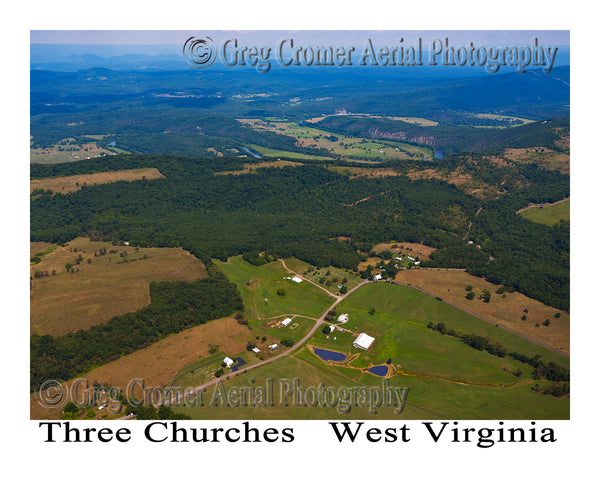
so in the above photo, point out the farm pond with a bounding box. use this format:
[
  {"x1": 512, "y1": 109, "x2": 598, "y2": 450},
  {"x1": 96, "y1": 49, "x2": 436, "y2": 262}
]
[
  {"x1": 368, "y1": 365, "x2": 389, "y2": 377},
  {"x1": 313, "y1": 348, "x2": 347, "y2": 362}
]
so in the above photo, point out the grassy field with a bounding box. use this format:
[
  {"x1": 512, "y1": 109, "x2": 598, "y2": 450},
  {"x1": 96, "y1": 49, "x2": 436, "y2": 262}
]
[
  {"x1": 239, "y1": 119, "x2": 433, "y2": 161},
  {"x1": 474, "y1": 113, "x2": 536, "y2": 126},
  {"x1": 247, "y1": 144, "x2": 334, "y2": 161},
  {"x1": 329, "y1": 282, "x2": 568, "y2": 367},
  {"x1": 30, "y1": 168, "x2": 165, "y2": 194},
  {"x1": 519, "y1": 198, "x2": 570, "y2": 226},
  {"x1": 173, "y1": 344, "x2": 568, "y2": 420},
  {"x1": 170, "y1": 280, "x2": 569, "y2": 420},
  {"x1": 30, "y1": 138, "x2": 115, "y2": 164},
  {"x1": 393, "y1": 269, "x2": 569, "y2": 354},
  {"x1": 286, "y1": 262, "x2": 363, "y2": 295},
  {"x1": 215, "y1": 256, "x2": 333, "y2": 321},
  {"x1": 30, "y1": 237, "x2": 207, "y2": 335},
  {"x1": 305, "y1": 114, "x2": 439, "y2": 127}
]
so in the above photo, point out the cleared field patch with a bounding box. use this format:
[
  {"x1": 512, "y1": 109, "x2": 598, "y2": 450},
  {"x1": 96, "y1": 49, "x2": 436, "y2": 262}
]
[
  {"x1": 30, "y1": 168, "x2": 164, "y2": 194},
  {"x1": 239, "y1": 119, "x2": 433, "y2": 161},
  {"x1": 216, "y1": 256, "x2": 332, "y2": 321},
  {"x1": 30, "y1": 315, "x2": 253, "y2": 420},
  {"x1": 474, "y1": 113, "x2": 535, "y2": 126},
  {"x1": 503, "y1": 147, "x2": 570, "y2": 174},
  {"x1": 328, "y1": 166, "x2": 403, "y2": 178},
  {"x1": 393, "y1": 269, "x2": 569, "y2": 354},
  {"x1": 247, "y1": 144, "x2": 334, "y2": 161},
  {"x1": 30, "y1": 237, "x2": 207, "y2": 336},
  {"x1": 289, "y1": 263, "x2": 363, "y2": 295},
  {"x1": 307, "y1": 114, "x2": 439, "y2": 126},
  {"x1": 372, "y1": 242, "x2": 437, "y2": 261},
  {"x1": 406, "y1": 167, "x2": 499, "y2": 199},
  {"x1": 30, "y1": 138, "x2": 115, "y2": 164},
  {"x1": 336, "y1": 282, "x2": 568, "y2": 368},
  {"x1": 518, "y1": 198, "x2": 570, "y2": 226},
  {"x1": 215, "y1": 160, "x2": 302, "y2": 175}
]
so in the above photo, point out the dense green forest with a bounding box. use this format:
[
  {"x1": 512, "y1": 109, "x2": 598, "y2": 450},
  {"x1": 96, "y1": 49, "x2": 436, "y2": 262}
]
[{"x1": 31, "y1": 153, "x2": 569, "y2": 311}]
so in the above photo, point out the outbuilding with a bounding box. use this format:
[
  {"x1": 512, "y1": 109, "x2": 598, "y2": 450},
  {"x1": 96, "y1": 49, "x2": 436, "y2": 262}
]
[
  {"x1": 353, "y1": 333, "x2": 375, "y2": 350},
  {"x1": 281, "y1": 318, "x2": 292, "y2": 327}
]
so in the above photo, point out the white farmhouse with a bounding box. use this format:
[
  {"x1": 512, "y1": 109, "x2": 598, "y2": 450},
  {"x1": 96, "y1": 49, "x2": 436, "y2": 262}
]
[
  {"x1": 373, "y1": 274, "x2": 383, "y2": 281},
  {"x1": 223, "y1": 357, "x2": 234, "y2": 368},
  {"x1": 337, "y1": 313, "x2": 348, "y2": 323},
  {"x1": 353, "y1": 333, "x2": 375, "y2": 350}
]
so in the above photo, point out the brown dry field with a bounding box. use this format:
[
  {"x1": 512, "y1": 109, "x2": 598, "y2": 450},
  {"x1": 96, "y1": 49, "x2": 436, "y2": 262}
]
[
  {"x1": 30, "y1": 237, "x2": 207, "y2": 336},
  {"x1": 215, "y1": 160, "x2": 302, "y2": 175},
  {"x1": 406, "y1": 167, "x2": 499, "y2": 199},
  {"x1": 329, "y1": 166, "x2": 403, "y2": 178},
  {"x1": 30, "y1": 315, "x2": 252, "y2": 420},
  {"x1": 372, "y1": 242, "x2": 437, "y2": 261},
  {"x1": 393, "y1": 269, "x2": 569, "y2": 354},
  {"x1": 30, "y1": 168, "x2": 164, "y2": 194},
  {"x1": 503, "y1": 148, "x2": 570, "y2": 174},
  {"x1": 30, "y1": 241, "x2": 55, "y2": 258}
]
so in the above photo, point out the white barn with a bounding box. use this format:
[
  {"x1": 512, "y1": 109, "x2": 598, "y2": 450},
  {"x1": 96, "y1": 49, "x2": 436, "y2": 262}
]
[
  {"x1": 353, "y1": 333, "x2": 375, "y2": 350},
  {"x1": 291, "y1": 276, "x2": 303, "y2": 283},
  {"x1": 281, "y1": 318, "x2": 292, "y2": 327},
  {"x1": 223, "y1": 357, "x2": 234, "y2": 368}
]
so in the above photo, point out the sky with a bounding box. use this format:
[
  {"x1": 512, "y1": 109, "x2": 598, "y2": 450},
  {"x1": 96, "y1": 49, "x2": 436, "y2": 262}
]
[{"x1": 31, "y1": 29, "x2": 570, "y2": 46}]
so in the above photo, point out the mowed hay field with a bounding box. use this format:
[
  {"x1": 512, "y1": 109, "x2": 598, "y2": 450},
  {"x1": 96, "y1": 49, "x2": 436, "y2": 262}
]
[
  {"x1": 30, "y1": 167, "x2": 164, "y2": 194},
  {"x1": 30, "y1": 316, "x2": 252, "y2": 420},
  {"x1": 519, "y1": 198, "x2": 570, "y2": 226},
  {"x1": 30, "y1": 237, "x2": 207, "y2": 336},
  {"x1": 393, "y1": 269, "x2": 569, "y2": 354}
]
